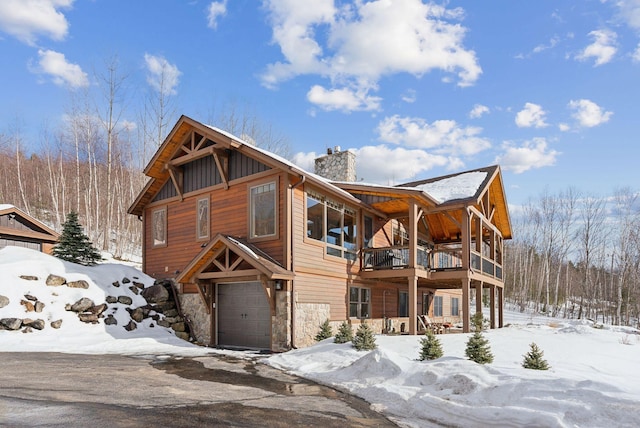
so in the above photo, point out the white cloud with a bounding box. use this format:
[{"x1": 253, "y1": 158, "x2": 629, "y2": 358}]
[
  {"x1": 496, "y1": 138, "x2": 559, "y2": 174},
  {"x1": 612, "y1": 0, "x2": 640, "y2": 31},
  {"x1": 0, "y1": 0, "x2": 73, "y2": 46},
  {"x1": 30, "y1": 49, "x2": 88, "y2": 88},
  {"x1": 515, "y1": 103, "x2": 548, "y2": 128},
  {"x1": 144, "y1": 54, "x2": 182, "y2": 96},
  {"x1": 207, "y1": 1, "x2": 227, "y2": 29},
  {"x1": 558, "y1": 123, "x2": 570, "y2": 132},
  {"x1": 633, "y1": 43, "x2": 640, "y2": 62},
  {"x1": 377, "y1": 115, "x2": 491, "y2": 156},
  {"x1": 354, "y1": 145, "x2": 450, "y2": 184},
  {"x1": 469, "y1": 104, "x2": 489, "y2": 119},
  {"x1": 401, "y1": 89, "x2": 417, "y2": 103},
  {"x1": 575, "y1": 29, "x2": 617, "y2": 66},
  {"x1": 261, "y1": 0, "x2": 481, "y2": 111},
  {"x1": 307, "y1": 84, "x2": 381, "y2": 112},
  {"x1": 568, "y1": 99, "x2": 613, "y2": 127},
  {"x1": 532, "y1": 36, "x2": 560, "y2": 54}
]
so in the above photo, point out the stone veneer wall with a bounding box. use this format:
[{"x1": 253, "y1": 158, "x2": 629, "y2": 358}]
[
  {"x1": 294, "y1": 302, "x2": 332, "y2": 348},
  {"x1": 178, "y1": 293, "x2": 211, "y2": 345},
  {"x1": 271, "y1": 290, "x2": 292, "y2": 352},
  {"x1": 314, "y1": 150, "x2": 356, "y2": 182}
]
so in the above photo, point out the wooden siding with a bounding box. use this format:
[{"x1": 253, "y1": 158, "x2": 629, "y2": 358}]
[
  {"x1": 0, "y1": 238, "x2": 41, "y2": 252},
  {"x1": 145, "y1": 170, "x2": 286, "y2": 281}
]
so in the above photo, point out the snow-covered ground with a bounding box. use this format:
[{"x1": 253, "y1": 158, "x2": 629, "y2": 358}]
[{"x1": 2, "y1": 246, "x2": 639, "y2": 427}]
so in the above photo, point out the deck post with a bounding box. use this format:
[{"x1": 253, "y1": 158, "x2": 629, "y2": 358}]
[
  {"x1": 462, "y1": 278, "x2": 470, "y2": 332},
  {"x1": 498, "y1": 286, "x2": 504, "y2": 328},
  {"x1": 409, "y1": 275, "x2": 418, "y2": 334},
  {"x1": 475, "y1": 281, "x2": 483, "y2": 317},
  {"x1": 489, "y1": 284, "x2": 496, "y2": 329}
]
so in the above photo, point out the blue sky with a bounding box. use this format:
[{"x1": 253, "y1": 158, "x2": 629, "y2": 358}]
[{"x1": 1, "y1": 0, "x2": 639, "y2": 206}]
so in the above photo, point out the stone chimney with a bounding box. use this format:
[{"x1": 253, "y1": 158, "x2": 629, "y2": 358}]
[{"x1": 314, "y1": 146, "x2": 356, "y2": 182}]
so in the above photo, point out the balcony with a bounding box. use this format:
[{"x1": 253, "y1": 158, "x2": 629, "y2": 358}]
[{"x1": 360, "y1": 245, "x2": 503, "y2": 281}]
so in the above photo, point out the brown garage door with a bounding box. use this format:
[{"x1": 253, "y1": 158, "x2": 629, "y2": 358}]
[{"x1": 217, "y1": 282, "x2": 271, "y2": 350}]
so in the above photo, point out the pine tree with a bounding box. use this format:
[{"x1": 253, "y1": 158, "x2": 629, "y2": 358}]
[
  {"x1": 465, "y1": 312, "x2": 493, "y2": 364},
  {"x1": 352, "y1": 322, "x2": 377, "y2": 351},
  {"x1": 315, "y1": 319, "x2": 333, "y2": 341},
  {"x1": 53, "y1": 211, "x2": 103, "y2": 266},
  {"x1": 419, "y1": 329, "x2": 443, "y2": 361},
  {"x1": 522, "y1": 342, "x2": 550, "y2": 370},
  {"x1": 334, "y1": 321, "x2": 354, "y2": 344}
]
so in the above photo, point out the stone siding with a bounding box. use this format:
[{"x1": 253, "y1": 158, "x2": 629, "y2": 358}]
[
  {"x1": 294, "y1": 302, "x2": 331, "y2": 348},
  {"x1": 178, "y1": 294, "x2": 210, "y2": 345},
  {"x1": 314, "y1": 150, "x2": 356, "y2": 182},
  {"x1": 271, "y1": 290, "x2": 292, "y2": 352}
]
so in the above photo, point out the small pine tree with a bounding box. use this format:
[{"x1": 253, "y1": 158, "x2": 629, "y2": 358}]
[
  {"x1": 465, "y1": 313, "x2": 493, "y2": 364},
  {"x1": 53, "y1": 211, "x2": 102, "y2": 266},
  {"x1": 352, "y1": 322, "x2": 377, "y2": 351},
  {"x1": 419, "y1": 330, "x2": 443, "y2": 361},
  {"x1": 315, "y1": 319, "x2": 333, "y2": 341},
  {"x1": 522, "y1": 342, "x2": 550, "y2": 370},
  {"x1": 334, "y1": 321, "x2": 354, "y2": 344}
]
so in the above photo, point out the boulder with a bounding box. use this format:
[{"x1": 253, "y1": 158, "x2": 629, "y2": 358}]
[
  {"x1": 163, "y1": 309, "x2": 178, "y2": 318},
  {"x1": 122, "y1": 277, "x2": 131, "y2": 284},
  {"x1": 104, "y1": 315, "x2": 118, "y2": 325},
  {"x1": 127, "y1": 307, "x2": 145, "y2": 323},
  {"x1": 19, "y1": 275, "x2": 38, "y2": 281},
  {"x1": 174, "y1": 332, "x2": 190, "y2": 341},
  {"x1": 24, "y1": 294, "x2": 38, "y2": 301},
  {"x1": 157, "y1": 319, "x2": 171, "y2": 328},
  {"x1": 132, "y1": 281, "x2": 145, "y2": 289},
  {"x1": 22, "y1": 326, "x2": 33, "y2": 333},
  {"x1": 0, "y1": 318, "x2": 22, "y2": 330},
  {"x1": 34, "y1": 301, "x2": 45, "y2": 313},
  {"x1": 171, "y1": 322, "x2": 186, "y2": 332},
  {"x1": 0, "y1": 295, "x2": 9, "y2": 309},
  {"x1": 46, "y1": 274, "x2": 66, "y2": 286},
  {"x1": 117, "y1": 296, "x2": 133, "y2": 305},
  {"x1": 50, "y1": 319, "x2": 63, "y2": 329},
  {"x1": 20, "y1": 299, "x2": 35, "y2": 312},
  {"x1": 141, "y1": 284, "x2": 169, "y2": 304},
  {"x1": 78, "y1": 313, "x2": 99, "y2": 324},
  {"x1": 112, "y1": 281, "x2": 120, "y2": 288},
  {"x1": 106, "y1": 296, "x2": 117, "y2": 304},
  {"x1": 128, "y1": 286, "x2": 139, "y2": 295},
  {"x1": 70, "y1": 298, "x2": 95, "y2": 313},
  {"x1": 24, "y1": 318, "x2": 45, "y2": 330},
  {"x1": 124, "y1": 320, "x2": 137, "y2": 331},
  {"x1": 89, "y1": 303, "x2": 107, "y2": 316},
  {"x1": 67, "y1": 280, "x2": 89, "y2": 289}
]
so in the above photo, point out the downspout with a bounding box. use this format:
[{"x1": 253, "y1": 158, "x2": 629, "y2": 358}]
[{"x1": 289, "y1": 174, "x2": 306, "y2": 349}]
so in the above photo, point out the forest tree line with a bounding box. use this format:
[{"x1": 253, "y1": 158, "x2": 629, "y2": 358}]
[{"x1": 503, "y1": 188, "x2": 640, "y2": 326}]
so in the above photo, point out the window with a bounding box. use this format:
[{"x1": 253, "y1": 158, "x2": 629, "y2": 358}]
[
  {"x1": 196, "y1": 197, "x2": 209, "y2": 240},
  {"x1": 250, "y1": 182, "x2": 276, "y2": 239},
  {"x1": 152, "y1": 207, "x2": 167, "y2": 247},
  {"x1": 422, "y1": 293, "x2": 431, "y2": 315},
  {"x1": 399, "y1": 291, "x2": 408, "y2": 317},
  {"x1": 349, "y1": 286, "x2": 370, "y2": 318},
  {"x1": 451, "y1": 297, "x2": 459, "y2": 316},
  {"x1": 306, "y1": 190, "x2": 357, "y2": 260},
  {"x1": 433, "y1": 295, "x2": 443, "y2": 317},
  {"x1": 393, "y1": 220, "x2": 408, "y2": 245}
]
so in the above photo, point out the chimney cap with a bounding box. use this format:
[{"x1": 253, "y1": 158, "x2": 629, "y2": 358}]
[{"x1": 334, "y1": 145, "x2": 341, "y2": 152}]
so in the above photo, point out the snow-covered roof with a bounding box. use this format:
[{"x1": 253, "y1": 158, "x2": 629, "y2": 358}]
[
  {"x1": 0, "y1": 204, "x2": 16, "y2": 211},
  {"x1": 410, "y1": 171, "x2": 487, "y2": 203}
]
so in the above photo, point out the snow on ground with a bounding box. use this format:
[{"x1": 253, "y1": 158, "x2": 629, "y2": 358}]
[{"x1": 2, "y1": 246, "x2": 640, "y2": 427}]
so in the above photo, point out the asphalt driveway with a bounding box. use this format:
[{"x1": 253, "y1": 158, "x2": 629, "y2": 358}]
[{"x1": 0, "y1": 352, "x2": 397, "y2": 427}]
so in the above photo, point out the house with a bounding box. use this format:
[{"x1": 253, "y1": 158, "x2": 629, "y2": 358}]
[
  {"x1": 128, "y1": 115, "x2": 512, "y2": 351},
  {"x1": 0, "y1": 204, "x2": 60, "y2": 254}
]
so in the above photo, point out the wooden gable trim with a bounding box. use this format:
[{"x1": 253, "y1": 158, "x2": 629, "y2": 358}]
[
  {"x1": 212, "y1": 149, "x2": 229, "y2": 190},
  {"x1": 0, "y1": 207, "x2": 60, "y2": 240},
  {"x1": 167, "y1": 165, "x2": 184, "y2": 201}
]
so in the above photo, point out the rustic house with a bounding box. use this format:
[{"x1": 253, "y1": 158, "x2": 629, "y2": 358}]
[
  {"x1": 0, "y1": 204, "x2": 60, "y2": 254},
  {"x1": 128, "y1": 115, "x2": 512, "y2": 351}
]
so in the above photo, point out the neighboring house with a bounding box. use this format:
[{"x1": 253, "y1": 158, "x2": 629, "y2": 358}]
[
  {"x1": 0, "y1": 204, "x2": 60, "y2": 254},
  {"x1": 129, "y1": 115, "x2": 512, "y2": 351}
]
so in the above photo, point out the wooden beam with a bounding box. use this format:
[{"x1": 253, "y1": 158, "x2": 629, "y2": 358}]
[
  {"x1": 196, "y1": 282, "x2": 210, "y2": 314},
  {"x1": 169, "y1": 145, "x2": 215, "y2": 167},
  {"x1": 198, "y1": 269, "x2": 261, "y2": 279},
  {"x1": 167, "y1": 165, "x2": 184, "y2": 201},
  {"x1": 194, "y1": 134, "x2": 207, "y2": 151},
  {"x1": 212, "y1": 150, "x2": 229, "y2": 190}
]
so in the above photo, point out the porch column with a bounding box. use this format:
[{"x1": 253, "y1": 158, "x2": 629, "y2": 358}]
[
  {"x1": 462, "y1": 278, "x2": 470, "y2": 332},
  {"x1": 489, "y1": 284, "x2": 496, "y2": 329},
  {"x1": 475, "y1": 281, "x2": 483, "y2": 317},
  {"x1": 498, "y1": 286, "x2": 504, "y2": 328},
  {"x1": 409, "y1": 276, "x2": 418, "y2": 334},
  {"x1": 408, "y1": 200, "x2": 418, "y2": 268}
]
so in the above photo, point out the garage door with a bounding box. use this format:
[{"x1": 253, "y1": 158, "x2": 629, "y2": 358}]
[{"x1": 217, "y1": 282, "x2": 271, "y2": 350}]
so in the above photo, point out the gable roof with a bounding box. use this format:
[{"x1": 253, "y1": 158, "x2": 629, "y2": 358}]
[
  {"x1": 0, "y1": 204, "x2": 60, "y2": 242},
  {"x1": 128, "y1": 115, "x2": 362, "y2": 216},
  {"x1": 176, "y1": 234, "x2": 294, "y2": 284}
]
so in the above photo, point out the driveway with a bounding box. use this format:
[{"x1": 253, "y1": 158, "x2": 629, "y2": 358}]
[{"x1": 0, "y1": 353, "x2": 397, "y2": 427}]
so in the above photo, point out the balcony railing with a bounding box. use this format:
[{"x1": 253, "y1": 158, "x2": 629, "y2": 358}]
[
  {"x1": 471, "y1": 250, "x2": 503, "y2": 280},
  {"x1": 361, "y1": 245, "x2": 430, "y2": 270}
]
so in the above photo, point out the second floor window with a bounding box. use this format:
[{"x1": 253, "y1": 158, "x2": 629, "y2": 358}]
[
  {"x1": 152, "y1": 207, "x2": 167, "y2": 247},
  {"x1": 250, "y1": 182, "x2": 276, "y2": 239},
  {"x1": 197, "y1": 197, "x2": 209, "y2": 240},
  {"x1": 306, "y1": 191, "x2": 356, "y2": 260}
]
